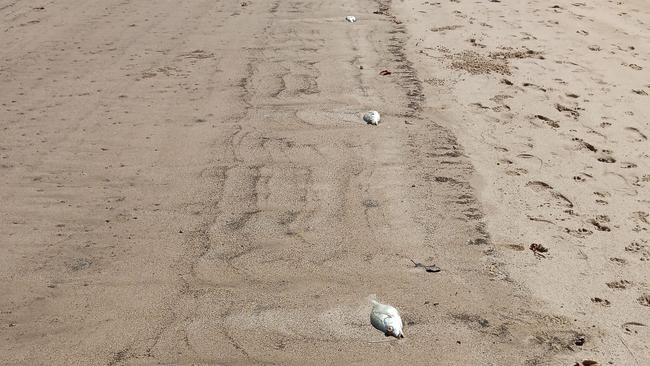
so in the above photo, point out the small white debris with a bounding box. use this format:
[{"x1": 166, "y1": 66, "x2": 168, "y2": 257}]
[
  {"x1": 345, "y1": 16, "x2": 357, "y2": 23},
  {"x1": 370, "y1": 298, "x2": 404, "y2": 338},
  {"x1": 363, "y1": 111, "x2": 380, "y2": 125}
]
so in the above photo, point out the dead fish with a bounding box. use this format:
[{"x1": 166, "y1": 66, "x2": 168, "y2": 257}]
[
  {"x1": 363, "y1": 111, "x2": 380, "y2": 125},
  {"x1": 370, "y1": 298, "x2": 404, "y2": 338},
  {"x1": 345, "y1": 15, "x2": 357, "y2": 23}
]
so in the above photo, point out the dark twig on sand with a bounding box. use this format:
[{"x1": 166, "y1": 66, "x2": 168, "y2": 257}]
[{"x1": 410, "y1": 259, "x2": 441, "y2": 273}]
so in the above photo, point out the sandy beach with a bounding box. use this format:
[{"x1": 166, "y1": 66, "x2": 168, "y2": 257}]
[{"x1": 1, "y1": 0, "x2": 648, "y2": 364}]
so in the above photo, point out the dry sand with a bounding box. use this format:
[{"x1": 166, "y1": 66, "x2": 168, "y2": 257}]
[{"x1": 0, "y1": 0, "x2": 648, "y2": 365}]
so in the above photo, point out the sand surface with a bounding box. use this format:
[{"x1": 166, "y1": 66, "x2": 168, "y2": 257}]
[{"x1": 1, "y1": 0, "x2": 648, "y2": 365}]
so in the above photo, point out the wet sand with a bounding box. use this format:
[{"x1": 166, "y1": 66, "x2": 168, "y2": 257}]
[{"x1": 1, "y1": 0, "x2": 648, "y2": 364}]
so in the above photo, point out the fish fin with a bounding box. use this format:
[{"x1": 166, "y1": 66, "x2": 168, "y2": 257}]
[{"x1": 368, "y1": 294, "x2": 379, "y2": 305}]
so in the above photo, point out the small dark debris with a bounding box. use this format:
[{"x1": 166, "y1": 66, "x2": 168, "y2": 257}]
[
  {"x1": 410, "y1": 259, "x2": 441, "y2": 273},
  {"x1": 379, "y1": 70, "x2": 392, "y2": 76},
  {"x1": 574, "y1": 335, "x2": 586, "y2": 346},
  {"x1": 529, "y1": 243, "x2": 548, "y2": 257}
]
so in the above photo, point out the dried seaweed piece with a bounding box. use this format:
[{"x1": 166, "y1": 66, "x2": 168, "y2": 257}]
[
  {"x1": 529, "y1": 243, "x2": 548, "y2": 258},
  {"x1": 410, "y1": 259, "x2": 441, "y2": 273}
]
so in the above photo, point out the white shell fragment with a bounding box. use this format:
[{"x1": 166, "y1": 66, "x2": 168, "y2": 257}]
[
  {"x1": 363, "y1": 111, "x2": 380, "y2": 125},
  {"x1": 345, "y1": 15, "x2": 357, "y2": 23},
  {"x1": 370, "y1": 299, "x2": 404, "y2": 338}
]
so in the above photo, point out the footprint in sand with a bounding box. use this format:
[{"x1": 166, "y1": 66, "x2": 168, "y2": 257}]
[
  {"x1": 591, "y1": 297, "x2": 611, "y2": 306},
  {"x1": 564, "y1": 227, "x2": 593, "y2": 238},
  {"x1": 596, "y1": 153, "x2": 616, "y2": 164},
  {"x1": 497, "y1": 158, "x2": 513, "y2": 166},
  {"x1": 606, "y1": 280, "x2": 632, "y2": 289},
  {"x1": 625, "y1": 240, "x2": 650, "y2": 261},
  {"x1": 623, "y1": 63, "x2": 643, "y2": 70},
  {"x1": 624, "y1": 127, "x2": 647, "y2": 142},
  {"x1": 533, "y1": 114, "x2": 559, "y2": 128},
  {"x1": 514, "y1": 153, "x2": 544, "y2": 172},
  {"x1": 506, "y1": 168, "x2": 528, "y2": 176},
  {"x1": 588, "y1": 215, "x2": 611, "y2": 232},
  {"x1": 571, "y1": 137, "x2": 598, "y2": 152},
  {"x1": 523, "y1": 82, "x2": 546, "y2": 92},
  {"x1": 593, "y1": 191, "x2": 611, "y2": 205},
  {"x1": 573, "y1": 172, "x2": 592, "y2": 182},
  {"x1": 468, "y1": 38, "x2": 487, "y2": 48},
  {"x1": 631, "y1": 211, "x2": 649, "y2": 226},
  {"x1": 526, "y1": 181, "x2": 573, "y2": 208},
  {"x1": 555, "y1": 103, "x2": 580, "y2": 119},
  {"x1": 622, "y1": 321, "x2": 647, "y2": 335}
]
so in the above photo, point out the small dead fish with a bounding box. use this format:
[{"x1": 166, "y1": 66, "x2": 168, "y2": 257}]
[
  {"x1": 363, "y1": 111, "x2": 380, "y2": 125},
  {"x1": 370, "y1": 298, "x2": 404, "y2": 338}
]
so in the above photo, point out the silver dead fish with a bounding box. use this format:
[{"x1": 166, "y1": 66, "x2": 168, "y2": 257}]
[
  {"x1": 370, "y1": 298, "x2": 404, "y2": 338},
  {"x1": 363, "y1": 111, "x2": 380, "y2": 125}
]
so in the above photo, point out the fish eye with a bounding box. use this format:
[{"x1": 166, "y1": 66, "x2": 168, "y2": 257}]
[{"x1": 387, "y1": 326, "x2": 394, "y2": 332}]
